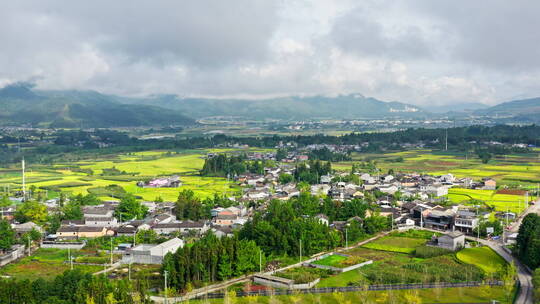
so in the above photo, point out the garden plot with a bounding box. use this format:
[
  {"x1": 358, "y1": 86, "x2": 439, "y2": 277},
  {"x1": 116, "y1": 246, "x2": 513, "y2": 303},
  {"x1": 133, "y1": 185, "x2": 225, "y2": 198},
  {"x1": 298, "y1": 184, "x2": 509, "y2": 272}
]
[{"x1": 361, "y1": 236, "x2": 426, "y2": 254}]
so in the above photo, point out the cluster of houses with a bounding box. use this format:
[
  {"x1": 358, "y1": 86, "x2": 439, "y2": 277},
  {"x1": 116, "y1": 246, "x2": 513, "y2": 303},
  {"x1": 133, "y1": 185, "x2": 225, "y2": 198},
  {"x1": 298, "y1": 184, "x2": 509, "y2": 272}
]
[
  {"x1": 136, "y1": 176, "x2": 181, "y2": 188},
  {"x1": 50, "y1": 202, "x2": 250, "y2": 242},
  {"x1": 227, "y1": 168, "x2": 506, "y2": 239}
]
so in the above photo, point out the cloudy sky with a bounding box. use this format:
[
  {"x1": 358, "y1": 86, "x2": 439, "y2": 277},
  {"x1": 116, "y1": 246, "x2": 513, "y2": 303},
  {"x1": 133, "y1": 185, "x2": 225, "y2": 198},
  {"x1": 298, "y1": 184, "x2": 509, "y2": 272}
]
[{"x1": 1, "y1": 0, "x2": 539, "y2": 106}]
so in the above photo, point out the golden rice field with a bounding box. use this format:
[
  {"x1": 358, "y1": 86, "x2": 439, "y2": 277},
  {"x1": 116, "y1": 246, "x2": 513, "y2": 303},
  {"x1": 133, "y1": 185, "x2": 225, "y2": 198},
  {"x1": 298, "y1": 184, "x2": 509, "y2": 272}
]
[{"x1": 0, "y1": 149, "x2": 247, "y2": 201}]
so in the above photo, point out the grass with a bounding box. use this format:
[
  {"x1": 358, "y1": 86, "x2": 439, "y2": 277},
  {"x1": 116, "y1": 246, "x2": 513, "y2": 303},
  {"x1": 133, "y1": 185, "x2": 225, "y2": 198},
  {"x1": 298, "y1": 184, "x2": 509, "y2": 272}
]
[
  {"x1": 274, "y1": 267, "x2": 331, "y2": 284},
  {"x1": 0, "y1": 248, "x2": 103, "y2": 280},
  {"x1": 312, "y1": 254, "x2": 348, "y2": 268},
  {"x1": 456, "y1": 247, "x2": 507, "y2": 275},
  {"x1": 361, "y1": 236, "x2": 426, "y2": 254},
  {"x1": 194, "y1": 286, "x2": 512, "y2": 303}
]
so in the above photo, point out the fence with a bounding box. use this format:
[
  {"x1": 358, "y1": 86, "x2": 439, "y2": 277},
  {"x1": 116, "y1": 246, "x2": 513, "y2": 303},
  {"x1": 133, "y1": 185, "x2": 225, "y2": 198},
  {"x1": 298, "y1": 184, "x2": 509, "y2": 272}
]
[
  {"x1": 305, "y1": 252, "x2": 373, "y2": 273},
  {"x1": 0, "y1": 245, "x2": 27, "y2": 267},
  {"x1": 196, "y1": 281, "x2": 504, "y2": 300},
  {"x1": 41, "y1": 241, "x2": 86, "y2": 250}
]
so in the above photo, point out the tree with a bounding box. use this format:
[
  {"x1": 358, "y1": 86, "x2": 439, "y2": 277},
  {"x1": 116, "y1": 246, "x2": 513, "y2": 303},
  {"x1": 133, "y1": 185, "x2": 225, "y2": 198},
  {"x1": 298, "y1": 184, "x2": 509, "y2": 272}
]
[
  {"x1": 0, "y1": 194, "x2": 11, "y2": 208},
  {"x1": 115, "y1": 194, "x2": 148, "y2": 221},
  {"x1": 22, "y1": 227, "x2": 42, "y2": 243},
  {"x1": 62, "y1": 200, "x2": 83, "y2": 220},
  {"x1": 0, "y1": 219, "x2": 15, "y2": 252},
  {"x1": 278, "y1": 173, "x2": 294, "y2": 184},
  {"x1": 175, "y1": 190, "x2": 209, "y2": 220},
  {"x1": 15, "y1": 200, "x2": 48, "y2": 224}
]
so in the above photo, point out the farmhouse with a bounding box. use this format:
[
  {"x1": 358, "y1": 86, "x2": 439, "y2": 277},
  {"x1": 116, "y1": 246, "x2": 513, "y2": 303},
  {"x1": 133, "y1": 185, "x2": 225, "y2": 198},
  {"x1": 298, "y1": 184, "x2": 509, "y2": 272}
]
[
  {"x1": 137, "y1": 176, "x2": 181, "y2": 188},
  {"x1": 482, "y1": 178, "x2": 497, "y2": 190},
  {"x1": 454, "y1": 210, "x2": 479, "y2": 234},
  {"x1": 433, "y1": 231, "x2": 465, "y2": 251},
  {"x1": 83, "y1": 207, "x2": 114, "y2": 218},
  {"x1": 123, "y1": 238, "x2": 184, "y2": 264}
]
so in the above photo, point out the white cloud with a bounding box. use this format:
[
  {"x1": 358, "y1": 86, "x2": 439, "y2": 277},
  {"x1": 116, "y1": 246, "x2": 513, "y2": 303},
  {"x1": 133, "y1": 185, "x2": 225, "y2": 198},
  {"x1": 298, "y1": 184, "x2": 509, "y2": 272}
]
[{"x1": 0, "y1": 0, "x2": 539, "y2": 105}]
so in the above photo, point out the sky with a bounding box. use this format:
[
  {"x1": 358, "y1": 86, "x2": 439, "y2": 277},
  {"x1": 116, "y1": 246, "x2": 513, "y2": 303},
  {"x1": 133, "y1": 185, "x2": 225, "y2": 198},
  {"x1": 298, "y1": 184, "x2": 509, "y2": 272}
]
[{"x1": 1, "y1": 0, "x2": 540, "y2": 106}]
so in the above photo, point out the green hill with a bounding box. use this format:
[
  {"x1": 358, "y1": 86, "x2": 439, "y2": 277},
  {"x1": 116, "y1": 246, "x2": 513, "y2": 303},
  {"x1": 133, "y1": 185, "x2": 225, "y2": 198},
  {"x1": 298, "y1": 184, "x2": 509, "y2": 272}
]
[
  {"x1": 0, "y1": 83, "x2": 195, "y2": 128},
  {"x1": 123, "y1": 93, "x2": 426, "y2": 120}
]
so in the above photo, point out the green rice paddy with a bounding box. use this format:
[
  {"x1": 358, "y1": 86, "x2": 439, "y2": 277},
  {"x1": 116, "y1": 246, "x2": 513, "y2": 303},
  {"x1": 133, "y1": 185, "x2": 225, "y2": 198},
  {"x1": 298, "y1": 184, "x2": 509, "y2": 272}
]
[
  {"x1": 0, "y1": 150, "x2": 244, "y2": 201},
  {"x1": 456, "y1": 247, "x2": 507, "y2": 275}
]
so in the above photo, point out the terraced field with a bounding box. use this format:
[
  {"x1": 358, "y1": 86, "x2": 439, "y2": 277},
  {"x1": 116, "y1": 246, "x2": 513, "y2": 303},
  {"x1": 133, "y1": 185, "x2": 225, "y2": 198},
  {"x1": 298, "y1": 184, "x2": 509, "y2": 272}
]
[
  {"x1": 335, "y1": 149, "x2": 540, "y2": 189},
  {"x1": 0, "y1": 149, "x2": 246, "y2": 201},
  {"x1": 0, "y1": 248, "x2": 103, "y2": 280}
]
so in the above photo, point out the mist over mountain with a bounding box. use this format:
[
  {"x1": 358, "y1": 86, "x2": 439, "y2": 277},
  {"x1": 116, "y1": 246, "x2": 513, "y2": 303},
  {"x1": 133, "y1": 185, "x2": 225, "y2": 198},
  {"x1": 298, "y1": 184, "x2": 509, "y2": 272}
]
[
  {"x1": 1, "y1": 82, "x2": 539, "y2": 126},
  {"x1": 121, "y1": 93, "x2": 427, "y2": 120},
  {"x1": 0, "y1": 83, "x2": 195, "y2": 128},
  {"x1": 425, "y1": 102, "x2": 489, "y2": 114}
]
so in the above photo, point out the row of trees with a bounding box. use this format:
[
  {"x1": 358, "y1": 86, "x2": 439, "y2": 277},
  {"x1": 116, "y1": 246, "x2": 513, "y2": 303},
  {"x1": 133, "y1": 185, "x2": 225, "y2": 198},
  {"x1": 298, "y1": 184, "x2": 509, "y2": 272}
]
[
  {"x1": 515, "y1": 213, "x2": 540, "y2": 269},
  {"x1": 3, "y1": 124, "x2": 540, "y2": 166},
  {"x1": 161, "y1": 233, "x2": 263, "y2": 292},
  {"x1": 308, "y1": 147, "x2": 351, "y2": 162},
  {"x1": 294, "y1": 160, "x2": 332, "y2": 184},
  {"x1": 175, "y1": 190, "x2": 236, "y2": 221},
  {"x1": 0, "y1": 270, "x2": 151, "y2": 304},
  {"x1": 238, "y1": 196, "x2": 391, "y2": 256}
]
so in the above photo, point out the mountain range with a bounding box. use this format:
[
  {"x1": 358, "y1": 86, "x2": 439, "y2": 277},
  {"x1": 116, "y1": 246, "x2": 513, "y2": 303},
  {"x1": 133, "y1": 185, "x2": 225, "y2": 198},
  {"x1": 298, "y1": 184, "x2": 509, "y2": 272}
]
[
  {"x1": 0, "y1": 83, "x2": 194, "y2": 128},
  {"x1": 124, "y1": 93, "x2": 426, "y2": 120},
  {"x1": 0, "y1": 83, "x2": 539, "y2": 127}
]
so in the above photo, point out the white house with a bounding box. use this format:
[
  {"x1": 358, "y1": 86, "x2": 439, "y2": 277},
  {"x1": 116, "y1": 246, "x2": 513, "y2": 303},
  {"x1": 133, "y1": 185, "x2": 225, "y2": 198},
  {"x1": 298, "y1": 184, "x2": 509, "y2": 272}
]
[{"x1": 123, "y1": 238, "x2": 184, "y2": 264}]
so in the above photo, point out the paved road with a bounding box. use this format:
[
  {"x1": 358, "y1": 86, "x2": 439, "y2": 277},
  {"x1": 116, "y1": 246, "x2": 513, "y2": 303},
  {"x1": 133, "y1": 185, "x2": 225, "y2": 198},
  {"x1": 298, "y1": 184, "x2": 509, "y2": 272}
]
[
  {"x1": 508, "y1": 199, "x2": 540, "y2": 233},
  {"x1": 420, "y1": 227, "x2": 533, "y2": 304},
  {"x1": 150, "y1": 231, "x2": 390, "y2": 303},
  {"x1": 479, "y1": 239, "x2": 533, "y2": 304}
]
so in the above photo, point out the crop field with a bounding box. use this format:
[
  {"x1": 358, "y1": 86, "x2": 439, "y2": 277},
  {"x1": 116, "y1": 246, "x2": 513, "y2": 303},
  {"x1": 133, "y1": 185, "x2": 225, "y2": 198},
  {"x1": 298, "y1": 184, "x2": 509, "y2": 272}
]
[
  {"x1": 0, "y1": 149, "x2": 251, "y2": 201},
  {"x1": 0, "y1": 248, "x2": 103, "y2": 280},
  {"x1": 316, "y1": 234, "x2": 506, "y2": 289},
  {"x1": 197, "y1": 286, "x2": 511, "y2": 303},
  {"x1": 456, "y1": 247, "x2": 507, "y2": 274},
  {"x1": 447, "y1": 188, "x2": 533, "y2": 214},
  {"x1": 361, "y1": 236, "x2": 426, "y2": 254},
  {"x1": 312, "y1": 254, "x2": 348, "y2": 268},
  {"x1": 334, "y1": 149, "x2": 540, "y2": 189}
]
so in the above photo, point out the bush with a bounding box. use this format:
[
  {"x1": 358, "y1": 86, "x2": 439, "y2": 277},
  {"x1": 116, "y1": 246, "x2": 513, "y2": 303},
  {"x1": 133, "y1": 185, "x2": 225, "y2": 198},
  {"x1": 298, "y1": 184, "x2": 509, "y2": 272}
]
[
  {"x1": 275, "y1": 267, "x2": 332, "y2": 284},
  {"x1": 390, "y1": 229, "x2": 439, "y2": 240},
  {"x1": 414, "y1": 246, "x2": 451, "y2": 258}
]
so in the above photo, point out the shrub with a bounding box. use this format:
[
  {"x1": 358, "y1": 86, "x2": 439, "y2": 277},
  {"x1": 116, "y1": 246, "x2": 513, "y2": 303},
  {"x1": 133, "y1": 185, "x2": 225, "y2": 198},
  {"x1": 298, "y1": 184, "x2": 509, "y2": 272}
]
[{"x1": 414, "y1": 246, "x2": 451, "y2": 258}]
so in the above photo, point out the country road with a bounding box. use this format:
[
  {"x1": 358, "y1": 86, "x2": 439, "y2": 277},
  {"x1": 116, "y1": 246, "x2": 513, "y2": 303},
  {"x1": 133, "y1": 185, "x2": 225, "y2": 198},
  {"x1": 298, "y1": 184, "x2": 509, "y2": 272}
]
[
  {"x1": 420, "y1": 227, "x2": 534, "y2": 304},
  {"x1": 150, "y1": 231, "x2": 390, "y2": 303}
]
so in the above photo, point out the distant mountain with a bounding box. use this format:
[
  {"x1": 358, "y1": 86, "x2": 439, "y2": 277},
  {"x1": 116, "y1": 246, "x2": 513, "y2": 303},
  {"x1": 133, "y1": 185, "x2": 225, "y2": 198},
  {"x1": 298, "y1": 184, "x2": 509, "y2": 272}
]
[
  {"x1": 475, "y1": 97, "x2": 540, "y2": 116},
  {"x1": 0, "y1": 83, "x2": 195, "y2": 128},
  {"x1": 426, "y1": 102, "x2": 489, "y2": 114},
  {"x1": 121, "y1": 93, "x2": 426, "y2": 120}
]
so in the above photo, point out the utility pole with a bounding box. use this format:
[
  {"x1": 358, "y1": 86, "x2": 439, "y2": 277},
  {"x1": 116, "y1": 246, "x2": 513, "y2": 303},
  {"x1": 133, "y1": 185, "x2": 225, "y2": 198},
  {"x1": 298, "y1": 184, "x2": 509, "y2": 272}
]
[
  {"x1": 129, "y1": 257, "x2": 132, "y2": 281},
  {"x1": 445, "y1": 129, "x2": 448, "y2": 151},
  {"x1": 476, "y1": 206, "x2": 480, "y2": 240},
  {"x1": 420, "y1": 207, "x2": 423, "y2": 228},
  {"x1": 21, "y1": 158, "x2": 26, "y2": 201},
  {"x1": 164, "y1": 270, "x2": 169, "y2": 304},
  {"x1": 259, "y1": 249, "x2": 262, "y2": 272},
  {"x1": 110, "y1": 238, "x2": 114, "y2": 266},
  {"x1": 345, "y1": 228, "x2": 348, "y2": 248},
  {"x1": 133, "y1": 231, "x2": 137, "y2": 247},
  {"x1": 68, "y1": 246, "x2": 71, "y2": 268},
  {"x1": 299, "y1": 239, "x2": 302, "y2": 263}
]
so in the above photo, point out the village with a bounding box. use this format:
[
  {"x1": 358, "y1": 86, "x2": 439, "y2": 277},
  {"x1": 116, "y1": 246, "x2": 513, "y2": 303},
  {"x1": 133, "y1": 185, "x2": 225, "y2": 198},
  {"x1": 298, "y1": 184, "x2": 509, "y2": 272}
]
[{"x1": 0, "y1": 149, "x2": 526, "y2": 272}]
